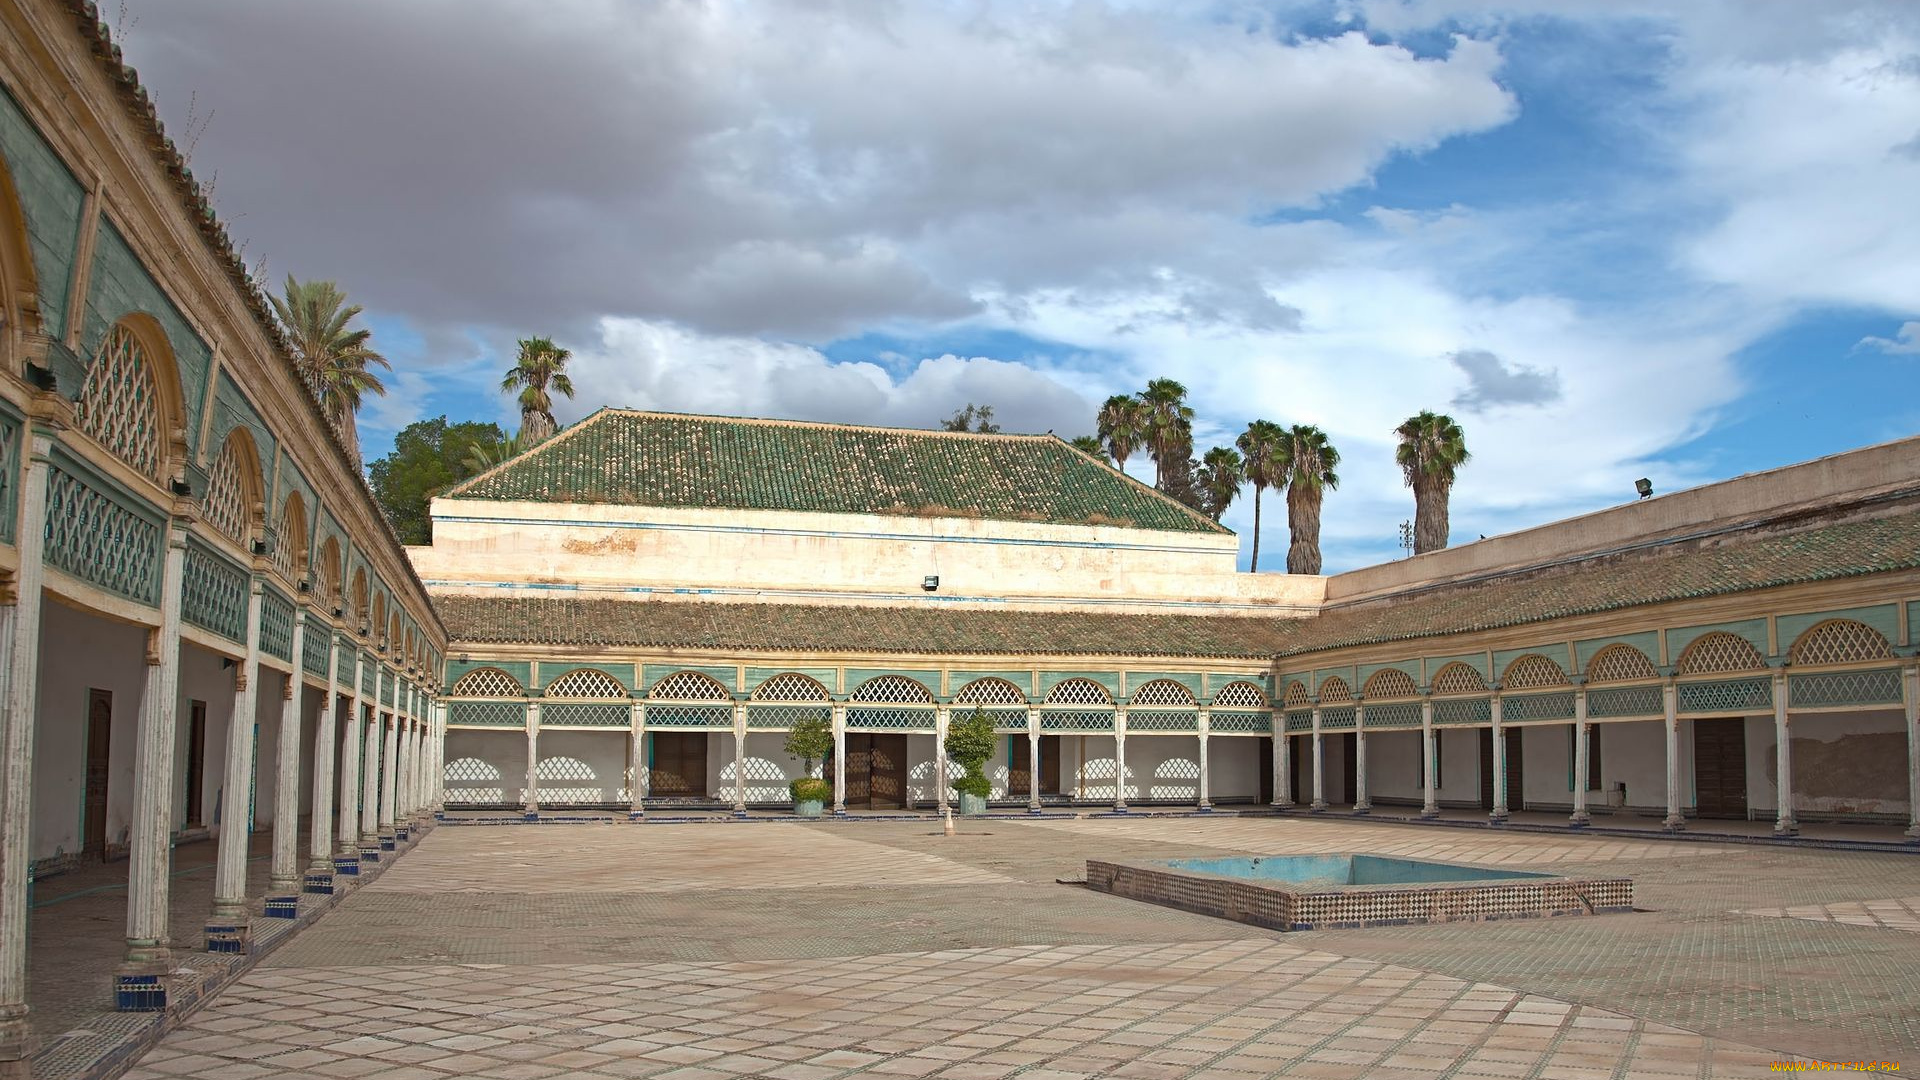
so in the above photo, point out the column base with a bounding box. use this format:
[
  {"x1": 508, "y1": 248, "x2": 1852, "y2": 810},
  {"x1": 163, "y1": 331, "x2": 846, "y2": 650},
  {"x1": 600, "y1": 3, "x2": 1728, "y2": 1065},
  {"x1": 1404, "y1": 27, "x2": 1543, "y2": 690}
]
[
  {"x1": 115, "y1": 971, "x2": 169, "y2": 1012},
  {"x1": 1111, "y1": 804, "x2": 1128, "y2": 814},
  {"x1": 1489, "y1": 810, "x2": 1509, "y2": 824},
  {"x1": 379, "y1": 834, "x2": 396, "y2": 851},
  {"x1": 394, "y1": 825, "x2": 410, "y2": 842},
  {"x1": 1773, "y1": 820, "x2": 1799, "y2": 837},
  {"x1": 1352, "y1": 803, "x2": 1371, "y2": 815},
  {"x1": 333, "y1": 855, "x2": 361, "y2": 876},
  {"x1": 628, "y1": 809, "x2": 646, "y2": 821},
  {"x1": 204, "y1": 920, "x2": 252, "y2": 955},
  {"x1": 1419, "y1": 806, "x2": 1439, "y2": 819},
  {"x1": 1663, "y1": 816, "x2": 1687, "y2": 832},
  {"x1": 832, "y1": 807, "x2": 847, "y2": 817},
  {"x1": 1028, "y1": 805, "x2": 1044, "y2": 815},
  {"x1": 1569, "y1": 812, "x2": 1592, "y2": 828},
  {"x1": 304, "y1": 871, "x2": 336, "y2": 894},
  {"x1": 522, "y1": 811, "x2": 540, "y2": 822},
  {"x1": 264, "y1": 895, "x2": 299, "y2": 919},
  {"x1": 1309, "y1": 800, "x2": 1327, "y2": 812},
  {"x1": 0, "y1": 1005, "x2": 29, "y2": 1079},
  {"x1": 732, "y1": 809, "x2": 748, "y2": 819},
  {"x1": 359, "y1": 845, "x2": 381, "y2": 863},
  {"x1": 1197, "y1": 802, "x2": 1213, "y2": 813},
  {"x1": 1908, "y1": 822, "x2": 1920, "y2": 841}
]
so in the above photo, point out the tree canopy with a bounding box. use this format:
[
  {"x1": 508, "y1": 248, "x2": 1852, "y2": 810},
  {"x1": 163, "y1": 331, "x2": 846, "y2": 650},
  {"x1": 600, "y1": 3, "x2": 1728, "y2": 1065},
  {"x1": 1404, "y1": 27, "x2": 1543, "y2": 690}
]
[{"x1": 367, "y1": 416, "x2": 508, "y2": 544}]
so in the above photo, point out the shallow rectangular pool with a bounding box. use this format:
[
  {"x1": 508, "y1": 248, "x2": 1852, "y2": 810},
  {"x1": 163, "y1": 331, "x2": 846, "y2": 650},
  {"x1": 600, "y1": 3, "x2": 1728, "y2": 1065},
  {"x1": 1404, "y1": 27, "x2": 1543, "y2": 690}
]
[{"x1": 1161, "y1": 854, "x2": 1552, "y2": 887}]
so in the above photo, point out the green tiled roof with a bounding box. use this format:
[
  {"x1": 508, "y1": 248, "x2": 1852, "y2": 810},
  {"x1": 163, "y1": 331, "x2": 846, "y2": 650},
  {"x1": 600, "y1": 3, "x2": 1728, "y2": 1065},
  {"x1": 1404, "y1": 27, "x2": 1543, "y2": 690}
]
[
  {"x1": 446, "y1": 409, "x2": 1227, "y2": 534},
  {"x1": 436, "y1": 595, "x2": 1280, "y2": 660},
  {"x1": 1271, "y1": 508, "x2": 1920, "y2": 657}
]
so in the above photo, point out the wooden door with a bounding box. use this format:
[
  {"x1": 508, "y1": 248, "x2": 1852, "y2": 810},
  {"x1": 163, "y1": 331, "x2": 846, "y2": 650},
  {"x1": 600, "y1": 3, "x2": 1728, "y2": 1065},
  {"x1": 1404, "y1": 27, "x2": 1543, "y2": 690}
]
[
  {"x1": 1478, "y1": 728, "x2": 1524, "y2": 810},
  {"x1": 1290, "y1": 734, "x2": 1306, "y2": 802},
  {"x1": 84, "y1": 690, "x2": 112, "y2": 857},
  {"x1": 868, "y1": 735, "x2": 908, "y2": 810},
  {"x1": 1693, "y1": 719, "x2": 1748, "y2": 818},
  {"x1": 1008, "y1": 735, "x2": 1032, "y2": 797},
  {"x1": 649, "y1": 732, "x2": 708, "y2": 797},
  {"x1": 1256, "y1": 736, "x2": 1273, "y2": 804},
  {"x1": 1039, "y1": 736, "x2": 1060, "y2": 795},
  {"x1": 1341, "y1": 733, "x2": 1357, "y2": 806},
  {"x1": 186, "y1": 701, "x2": 208, "y2": 825},
  {"x1": 842, "y1": 735, "x2": 872, "y2": 806}
]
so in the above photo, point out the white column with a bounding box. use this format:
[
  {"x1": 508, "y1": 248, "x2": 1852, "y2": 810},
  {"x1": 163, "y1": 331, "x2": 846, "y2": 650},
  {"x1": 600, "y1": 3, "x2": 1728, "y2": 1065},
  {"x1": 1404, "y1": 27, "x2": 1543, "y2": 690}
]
[
  {"x1": 1112, "y1": 709, "x2": 1128, "y2": 811},
  {"x1": 125, "y1": 526, "x2": 188, "y2": 973},
  {"x1": 336, "y1": 653, "x2": 363, "y2": 858},
  {"x1": 1663, "y1": 680, "x2": 1685, "y2": 831},
  {"x1": 1570, "y1": 683, "x2": 1591, "y2": 827},
  {"x1": 629, "y1": 699, "x2": 646, "y2": 814},
  {"x1": 831, "y1": 703, "x2": 846, "y2": 814},
  {"x1": 732, "y1": 702, "x2": 748, "y2": 814},
  {"x1": 398, "y1": 704, "x2": 414, "y2": 818},
  {"x1": 1196, "y1": 708, "x2": 1212, "y2": 810},
  {"x1": 1489, "y1": 693, "x2": 1508, "y2": 823},
  {"x1": 0, "y1": 422, "x2": 54, "y2": 1057},
  {"x1": 211, "y1": 578, "x2": 264, "y2": 926},
  {"x1": 309, "y1": 629, "x2": 338, "y2": 878},
  {"x1": 1272, "y1": 720, "x2": 1290, "y2": 808},
  {"x1": 524, "y1": 700, "x2": 541, "y2": 813},
  {"x1": 1027, "y1": 710, "x2": 1042, "y2": 812},
  {"x1": 360, "y1": 663, "x2": 381, "y2": 843},
  {"x1": 1352, "y1": 703, "x2": 1369, "y2": 813},
  {"x1": 1420, "y1": 695, "x2": 1438, "y2": 817},
  {"x1": 1773, "y1": 668, "x2": 1796, "y2": 836},
  {"x1": 269, "y1": 612, "x2": 307, "y2": 891},
  {"x1": 933, "y1": 706, "x2": 950, "y2": 814},
  {"x1": 1309, "y1": 705, "x2": 1326, "y2": 811},
  {"x1": 1904, "y1": 661, "x2": 1919, "y2": 841},
  {"x1": 379, "y1": 685, "x2": 399, "y2": 833}
]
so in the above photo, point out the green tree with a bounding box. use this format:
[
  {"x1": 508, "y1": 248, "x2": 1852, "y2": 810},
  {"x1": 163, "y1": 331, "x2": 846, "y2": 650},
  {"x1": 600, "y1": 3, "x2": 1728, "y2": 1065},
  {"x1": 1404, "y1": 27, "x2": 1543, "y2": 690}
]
[
  {"x1": 1138, "y1": 378, "x2": 1195, "y2": 490},
  {"x1": 1096, "y1": 393, "x2": 1149, "y2": 474},
  {"x1": 462, "y1": 432, "x2": 529, "y2": 476},
  {"x1": 783, "y1": 713, "x2": 833, "y2": 779},
  {"x1": 500, "y1": 336, "x2": 575, "y2": 443},
  {"x1": 1235, "y1": 419, "x2": 1286, "y2": 572},
  {"x1": 941, "y1": 403, "x2": 1001, "y2": 433},
  {"x1": 1395, "y1": 410, "x2": 1471, "y2": 555},
  {"x1": 1197, "y1": 445, "x2": 1244, "y2": 522},
  {"x1": 1068, "y1": 434, "x2": 1105, "y2": 458},
  {"x1": 1279, "y1": 424, "x2": 1340, "y2": 575},
  {"x1": 946, "y1": 706, "x2": 998, "y2": 801},
  {"x1": 366, "y1": 416, "x2": 506, "y2": 544},
  {"x1": 268, "y1": 276, "x2": 390, "y2": 464}
]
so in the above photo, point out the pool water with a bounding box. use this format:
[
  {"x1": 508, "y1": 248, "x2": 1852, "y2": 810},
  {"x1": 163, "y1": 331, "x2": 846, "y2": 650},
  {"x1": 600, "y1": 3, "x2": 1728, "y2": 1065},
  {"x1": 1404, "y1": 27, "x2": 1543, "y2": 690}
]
[{"x1": 1161, "y1": 854, "x2": 1550, "y2": 887}]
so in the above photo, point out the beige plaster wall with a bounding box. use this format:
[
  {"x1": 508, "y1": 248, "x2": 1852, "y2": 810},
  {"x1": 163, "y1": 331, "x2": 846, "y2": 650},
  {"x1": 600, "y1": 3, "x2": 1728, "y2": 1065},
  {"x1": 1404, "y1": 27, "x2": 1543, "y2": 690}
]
[{"x1": 417, "y1": 497, "x2": 1324, "y2": 616}]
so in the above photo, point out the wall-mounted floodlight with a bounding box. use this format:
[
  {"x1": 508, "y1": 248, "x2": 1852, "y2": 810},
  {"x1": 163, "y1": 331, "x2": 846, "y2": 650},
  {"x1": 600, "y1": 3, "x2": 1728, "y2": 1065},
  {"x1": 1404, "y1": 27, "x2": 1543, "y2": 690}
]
[
  {"x1": 1635, "y1": 478, "x2": 1654, "y2": 500},
  {"x1": 922, "y1": 575, "x2": 940, "y2": 591}
]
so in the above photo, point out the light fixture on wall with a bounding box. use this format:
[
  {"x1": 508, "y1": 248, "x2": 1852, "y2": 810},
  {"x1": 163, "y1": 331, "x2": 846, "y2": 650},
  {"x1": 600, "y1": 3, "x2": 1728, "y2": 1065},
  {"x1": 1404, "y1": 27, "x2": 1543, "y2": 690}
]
[
  {"x1": 1634, "y1": 478, "x2": 1654, "y2": 500},
  {"x1": 23, "y1": 363, "x2": 56, "y2": 392},
  {"x1": 921, "y1": 575, "x2": 939, "y2": 592},
  {"x1": 170, "y1": 478, "x2": 193, "y2": 497},
  {"x1": 297, "y1": 578, "x2": 311, "y2": 594},
  {"x1": 251, "y1": 539, "x2": 269, "y2": 556}
]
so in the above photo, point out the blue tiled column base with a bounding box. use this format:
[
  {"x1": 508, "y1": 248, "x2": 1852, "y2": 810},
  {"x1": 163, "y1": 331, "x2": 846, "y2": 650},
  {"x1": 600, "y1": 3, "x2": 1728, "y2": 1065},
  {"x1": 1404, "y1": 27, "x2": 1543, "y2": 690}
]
[
  {"x1": 379, "y1": 836, "x2": 396, "y2": 852},
  {"x1": 333, "y1": 856, "x2": 360, "y2": 876},
  {"x1": 115, "y1": 974, "x2": 165, "y2": 1012},
  {"x1": 304, "y1": 872, "x2": 336, "y2": 894},
  {"x1": 264, "y1": 896, "x2": 299, "y2": 919},
  {"x1": 204, "y1": 924, "x2": 248, "y2": 954},
  {"x1": 360, "y1": 846, "x2": 381, "y2": 862}
]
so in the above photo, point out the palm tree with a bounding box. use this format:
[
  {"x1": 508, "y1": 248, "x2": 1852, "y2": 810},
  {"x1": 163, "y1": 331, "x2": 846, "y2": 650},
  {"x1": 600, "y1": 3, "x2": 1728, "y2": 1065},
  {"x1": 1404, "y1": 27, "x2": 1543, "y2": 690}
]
[
  {"x1": 461, "y1": 433, "x2": 528, "y2": 477},
  {"x1": 500, "y1": 336, "x2": 575, "y2": 443},
  {"x1": 1138, "y1": 378, "x2": 1195, "y2": 490},
  {"x1": 1068, "y1": 434, "x2": 1105, "y2": 458},
  {"x1": 1235, "y1": 419, "x2": 1286, "y2": 572},
  {"x1": 1396, "y1": 410, "x2": 1471, "y2": 554},
  {"x1": 268, "y1": 276, "x2": 390, "y2": 464},
  {"x1": 1280, "y1": 424, "x2": 1340, "y2": 575},
  {"x1": 1096, "y1": 394, "x2": 1148, "y2": 474},
  {"x1": 1197, "y1": 446, "x2": 1244, "y2": 522}
]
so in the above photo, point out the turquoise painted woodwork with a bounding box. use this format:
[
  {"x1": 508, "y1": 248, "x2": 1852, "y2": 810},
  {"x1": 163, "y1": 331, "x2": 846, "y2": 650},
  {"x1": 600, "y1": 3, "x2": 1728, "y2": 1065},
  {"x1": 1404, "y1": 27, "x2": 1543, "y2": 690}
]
[
  {"x1": 302, "y1": 621, "x2": 331, "y2": 676},
  {"x1": 1039, "y1": 670, "x2": 1121, "y2": 698},
  {"x1": 1493, "y1": 646, "x2": 1571, "y2": 682},
  {"x1": 181, "y1": 539, "x2": 248, "y2": 642},
  {"x1": 1501, "y1": 691, "x2": 1576, "y2": 723},
  {"x1": 209, "y1": 370, "x2": 276, "y2": 471},
  {"x1": 546, "y1": 662, "x2": 636, "y2": 692},
  {"x1": 447, "y1": 658, "x2": 533, "y2": 689},
  {"x1": 1586, "y1": 685, "x2": 1663, "y2": 719},
  {"x1": 745, "y1": 666, "x2": 836, "y2": 694},
  {"x1": 1124, "y1": 671, "x2": 1203, "y2": 696},
  {"x1": 80, "y1": 221, "x2": 211, "y2": 441},
  {"x1": 845, "y1": 668, "x2": 939, "y2": 695},
  {"x1": 1668, "y1": 619, "x2": 1769, "y2": 665},
  {"x1": 258, "y1": 587, "x2": 295, "y2": 661},
  {"x1": 747, "y1": 704, "x2": 828, "y2": 729},
  {"x1": 542, "y1": 703, "x2": 628, "y2": 728},
  {"x1": 1788, "y1": 669, "x2": 1902, "y2": 709},
  {"x1": 1675, "y1": 676, "x2": 1770, "y2": 714},
  {"x1": 1319, "y1": 706, "x2": 1356, "y2": 730},
  {"x1": 44, "y1": 450, "x2": 164, "y2": 605},
  {"x1": 846, "y1": 707, "x2": 936, "y2": 731},
  {"x1": 1574, "y1": 631, "x2": 1660, "y2": 676},
  {"x1": 1433, "y1": 698, "x2": 1491, "y2": 725},
  {"x1": 1362, "y1": 702, "x2": 1421, "y2": 728},
  {"x1": 0, "y1": 85, "x2": 86, "y2": 338},
  {"x1": 1425, "y1": 652, "x2": 1490, "y2": 680},
  {"x1": 0, "y1": 409, "x2": 20, "y2": 545},
  {"x1": 948, "y1": 669, "x2": 1036, "y2": 696},
  {"x1": 1125, "y1": 711, "x2": 1198, "y2": 733},
  {"x1": 447, "y1": 701, "x2": 524, "y2": 727},
  {"x1": 1777, "y1": 605, "x2": 1899, "y2": 656},
  {"x1": 642, "y1": 664, "x2": 736, "y2": 694},
  {"x1": 1355, "y1": 661, "x2": 1419, "y2": 691},
  {"x1": 1312, "y1": 667, "x2": 1358, "y2": 695}
]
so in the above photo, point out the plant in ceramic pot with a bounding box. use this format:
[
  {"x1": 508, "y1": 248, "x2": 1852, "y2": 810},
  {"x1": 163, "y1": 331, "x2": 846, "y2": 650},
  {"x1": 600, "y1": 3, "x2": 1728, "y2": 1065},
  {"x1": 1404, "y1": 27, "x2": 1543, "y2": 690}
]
[
  {"x1": 947, "y1": 705, "x2": 998, "y2": 815},
  {"x1": 784, "y1": 713, "x2": 833, "y2": 818}
]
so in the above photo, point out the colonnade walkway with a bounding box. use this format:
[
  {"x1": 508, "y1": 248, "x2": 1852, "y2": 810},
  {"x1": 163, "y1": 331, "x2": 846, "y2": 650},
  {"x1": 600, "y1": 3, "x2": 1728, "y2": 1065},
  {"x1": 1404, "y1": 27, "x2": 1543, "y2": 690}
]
[{"x1": 87, "y1": 815, "x2": 1920, "y2": 1078}]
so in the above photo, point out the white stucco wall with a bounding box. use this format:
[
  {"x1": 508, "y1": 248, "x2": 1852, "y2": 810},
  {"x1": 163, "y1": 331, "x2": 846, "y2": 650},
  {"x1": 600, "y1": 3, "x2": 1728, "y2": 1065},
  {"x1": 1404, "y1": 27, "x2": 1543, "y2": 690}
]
[
  {"x1": 445, "y1": 729, "x2": 525, "y2": 805},
  {"x1": 417, "y1": 498, "x2": 1324, "y2": 616},
  {"x1": 31, "y1": 602, "x2": 150, "y2": 861}
]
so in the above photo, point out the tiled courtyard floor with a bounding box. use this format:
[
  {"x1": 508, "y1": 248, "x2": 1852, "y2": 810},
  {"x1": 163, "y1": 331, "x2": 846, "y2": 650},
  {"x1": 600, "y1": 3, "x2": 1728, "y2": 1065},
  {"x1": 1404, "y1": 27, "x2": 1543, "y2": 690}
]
[{"x1": 122, "y1": 817, "x2": 1920, "y2": 1078}]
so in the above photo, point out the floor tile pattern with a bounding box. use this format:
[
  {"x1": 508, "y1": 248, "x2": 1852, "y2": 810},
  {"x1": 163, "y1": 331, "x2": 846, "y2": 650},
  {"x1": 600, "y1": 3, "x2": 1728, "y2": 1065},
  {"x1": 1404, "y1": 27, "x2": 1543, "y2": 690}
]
[{"x1": 1742, "y1": 895, "x2": 1920, "y2": 934}]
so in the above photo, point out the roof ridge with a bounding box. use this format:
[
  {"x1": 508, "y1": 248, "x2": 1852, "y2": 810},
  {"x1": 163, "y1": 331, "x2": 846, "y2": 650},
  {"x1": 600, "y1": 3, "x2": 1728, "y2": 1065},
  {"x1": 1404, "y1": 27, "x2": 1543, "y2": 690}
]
[
  {"x1": 598, "y1": 406, "x2": 1060, "y2": 442},
  {"x1": 1050, "y1": 432, "x2": 1229, "y2": 535},
  {"x1": 442, "y1": 408, "x2": 612, "y2": 498}
]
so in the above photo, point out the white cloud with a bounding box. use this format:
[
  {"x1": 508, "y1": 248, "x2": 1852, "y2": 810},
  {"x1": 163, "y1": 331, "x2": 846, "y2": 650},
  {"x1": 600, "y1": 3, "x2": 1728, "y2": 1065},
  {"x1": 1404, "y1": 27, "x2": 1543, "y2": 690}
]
[{"x1": 1859, "y1": 322, "x2": 1920, "y2": 355}]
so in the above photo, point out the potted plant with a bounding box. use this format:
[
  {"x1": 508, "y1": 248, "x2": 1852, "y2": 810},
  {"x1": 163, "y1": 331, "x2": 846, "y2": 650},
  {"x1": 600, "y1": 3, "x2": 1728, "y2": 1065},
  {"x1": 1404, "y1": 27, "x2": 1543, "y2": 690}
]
[
  {"x1": 947, "y1": 705, "x2": 997, "y2": 815},
  {"x1": 785, "y1": 713, "x2": 833, "y2": 818}
]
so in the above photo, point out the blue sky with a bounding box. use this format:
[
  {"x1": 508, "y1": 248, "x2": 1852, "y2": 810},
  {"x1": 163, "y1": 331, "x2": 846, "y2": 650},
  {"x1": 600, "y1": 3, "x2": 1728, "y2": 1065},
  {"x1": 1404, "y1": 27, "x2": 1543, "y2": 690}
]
[{"x1": 129, "y1": 0, "x2": 1920, "y2": 572}]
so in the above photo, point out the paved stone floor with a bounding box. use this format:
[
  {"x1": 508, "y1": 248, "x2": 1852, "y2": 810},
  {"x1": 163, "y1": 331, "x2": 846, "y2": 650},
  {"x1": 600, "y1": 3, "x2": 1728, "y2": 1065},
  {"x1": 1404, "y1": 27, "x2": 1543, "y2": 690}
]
[{"x1": 121, "y1": 817, "x2": 1920, "y2": 1078}]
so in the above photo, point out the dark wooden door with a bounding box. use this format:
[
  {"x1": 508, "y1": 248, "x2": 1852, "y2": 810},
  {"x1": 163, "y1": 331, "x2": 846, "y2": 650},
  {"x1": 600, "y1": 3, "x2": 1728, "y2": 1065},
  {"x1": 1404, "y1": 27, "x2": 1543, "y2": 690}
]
[
  {"x1": 1257, "y1": 736, "x2": 1273, "y2": 804},
  {"x1": 84, "y1": 690, "x2": 112, "y2": 857},
  {"x1": 1010, "y1": 736, "x2": 1061, "y2": 797},
  {"x1": 186, "y1": 701, "x2": 208, "y2": 825},
  {"x1": 1693, "y1": 718, "x2": 1748, "y2": 818},
  {"x1": 842, "y1": 736, "x2": 872, "y2": 805},
  {"x1": 1479, "y1": 728, "x2": 1524, "y2": 811},
  {"x1": 868, "y1": 734, "x2": 908, "y2": 809},
  {"x1": 1341, "y1": 733, "x2": 1357, "y2": 806},
  {"x1": 649, "y1": 732, "x2": 708, "y2": 796},
  {"x1": 1290, "y1": 734, "x2": 1306, "y2": 802}
]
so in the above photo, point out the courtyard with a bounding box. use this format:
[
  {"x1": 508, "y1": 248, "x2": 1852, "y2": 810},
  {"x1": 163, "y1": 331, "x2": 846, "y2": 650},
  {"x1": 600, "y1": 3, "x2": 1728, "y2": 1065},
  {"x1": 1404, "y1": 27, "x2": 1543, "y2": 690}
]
[{"x1": 117, "y1": 817, "x2": 1918, "y2": 1079}]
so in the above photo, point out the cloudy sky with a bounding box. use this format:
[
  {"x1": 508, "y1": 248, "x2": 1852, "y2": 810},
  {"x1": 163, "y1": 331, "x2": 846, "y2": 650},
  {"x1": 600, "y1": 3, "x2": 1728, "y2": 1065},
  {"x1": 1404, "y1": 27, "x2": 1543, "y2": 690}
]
[{"x1": 124, "y1": 0, "x2": 1920, "y2": 571}]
